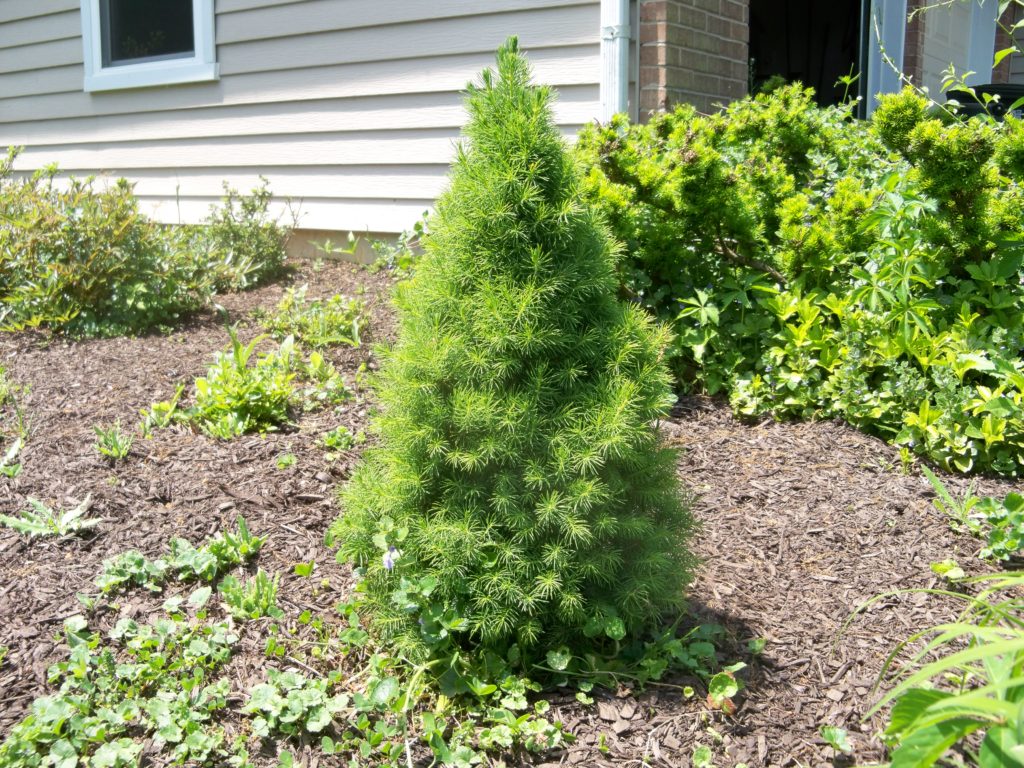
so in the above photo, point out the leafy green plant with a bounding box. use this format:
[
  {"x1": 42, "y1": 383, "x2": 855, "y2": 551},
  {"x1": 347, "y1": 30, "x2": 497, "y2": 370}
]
[
  {"x1": 977, "y1": 493, "x2": 1024, "y2": 562},
  {"x1": 276, "y1": 452, "x2": 297, "y2": 469},
  {"x1": 0, "y1": 610, "x2": 239, "y2": 768},
  {"x1": 205, "y1": 515, "x2": 265, "y2": 566},
  {"x1": 368, "y1": 214, "x2": 428, "y2": 278},
  {"x1": 190, "y1": 328, "x2": 296, "y2": 438},
  {"x1": 931, "y1": 558, "x2": 967, "y2": 582},
  {"x1": 264, "y1": 285, "x2": 365, "y2": 348},
  {"x1": 139, "y1": 384, "x2": 185, "y2": 437},
  {"x1": 218, "y1": 570, "x2": 284, "y2": 620},
  {"x1": 321, "y1": 425, "x2": 362, "y2": 452},
  {"x1": 0, "y1": 437, "x2": 24, "y2": 479},
  {"x1": 0, "y1": 496, "x2": 99, "y2": 538},
  {"x1": 95, "y1": 517, "x2": 263, "y2": 594},
  {"x1": 93, "y1": 421, "x2": 134, "y2": 461},
  {"x1": 299, "y1": 351, "x2": 351, "y2": 409},
  {"x1": 244, "y1": 669, "x2": 348, "y2": 739},
  {"x1": 0, "y1": 149, "x2": 211, "y2": 337},
  {"x1": 866, "y1": 572, "x2": 1024, "y2": 767},
  {"x1": 332, "y1": 38, "x2": 696, "y2": 666},
  {"x1": 95, "y1": 550, "x2": 169, "y2": 593},
  {"x1": 577, "y1": 84, "x2": 1024, "y2": 476},
  {"x1": 198, "y1": 178, "x2": 291, "y2": 292},
  {"x1": 922, "y1": 467, "x2": 983, "y2": 535},
  {"x1": 0, "y1": 151, "x2": 293, "y2": 338},
  {"x1": 819, "y1": 725, "x2": 853, "y2": 755},
  {"x1": 1, "y1": 370, "x2": 31, "y2": 479},
  {"x1": 922, "y1": 467, "x2": 1023, "y2": 561}
]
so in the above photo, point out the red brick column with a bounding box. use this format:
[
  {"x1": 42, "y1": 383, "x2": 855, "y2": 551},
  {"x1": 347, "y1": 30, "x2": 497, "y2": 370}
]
[
  {"x1": 993, "y1": 4, "x2": 1022, "y2": 84},
  {"x1": 903, "y1": 0, "x2": 926, "y2": 87},
  {"x1": 639, "y1": 0, "x2": 750, "y2": 119}
]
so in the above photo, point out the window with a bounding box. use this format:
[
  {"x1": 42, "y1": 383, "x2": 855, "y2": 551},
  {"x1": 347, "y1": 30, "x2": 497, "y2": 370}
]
[{"x1": 80, "y1": 0, "x2": 217, "y2": 92}]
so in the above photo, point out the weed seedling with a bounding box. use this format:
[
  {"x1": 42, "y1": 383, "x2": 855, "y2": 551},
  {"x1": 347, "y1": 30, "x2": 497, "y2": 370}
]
[
  {"x1": 218, "y1": 570, "x2": 284, "y2": 620},
  {"x1": 139, "y1": 383, "x2": 185, "y2": 437},
  {"x1": 321, "y1": 425, "x2": 363, "y2": 452},
  {"x1": 0, "y1": 437, "x2": 24, "y2": 478},
  {"x1": 0, "y1": 495, "x2": 99, "y2": 538},
  {"x1": 93, "y1": 421, "x2": 134, "y2": 461}
]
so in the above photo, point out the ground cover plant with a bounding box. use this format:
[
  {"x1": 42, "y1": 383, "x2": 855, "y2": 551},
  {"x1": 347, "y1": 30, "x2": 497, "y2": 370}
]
[
  {"x1": 577, "y1": 85, "x2": 1024, "y2": 476},
  {"x1": 330, "y1": 39, "x2": 697, "y2": 673},
  {"x1": 0, "y1": 149, "x2": 290, "y2": 338}
]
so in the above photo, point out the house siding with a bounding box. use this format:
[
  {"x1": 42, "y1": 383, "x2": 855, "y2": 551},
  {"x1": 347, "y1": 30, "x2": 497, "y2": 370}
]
[{"x1": 0, "y1": 0, "x2": 602, "y2": 233}]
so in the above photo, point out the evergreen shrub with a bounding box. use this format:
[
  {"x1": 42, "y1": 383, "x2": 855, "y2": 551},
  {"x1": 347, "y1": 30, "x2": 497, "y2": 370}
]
[
  {"x1": 0, "y1": 151, "x2": 207, "y2": 337},
  {"x1": 577, "y1": 86, "x2": 1024, "y2": 476},
  {"x1": 0, "y1": 149, "x2": 291, "y2": 337},
  {"x1": 331, "y1": 39, "x2": 697, "y2": 662}
]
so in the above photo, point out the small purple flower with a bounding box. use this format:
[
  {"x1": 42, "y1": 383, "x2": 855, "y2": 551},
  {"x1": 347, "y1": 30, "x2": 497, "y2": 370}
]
[{"x1": 383, "y1": 546, "x2": 398, "y2": 571}]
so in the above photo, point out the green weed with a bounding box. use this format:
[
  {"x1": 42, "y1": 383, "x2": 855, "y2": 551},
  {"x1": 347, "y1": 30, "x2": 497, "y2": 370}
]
[
  {"x1": 218, "y1": 570, "x2": 284, "y2": 620},
  {"x1": 95, "y1": 517, "x2": 264, "y2": 594},
  {"x1": 93, "y1": 421, "x2": 134, "y2": 461},
  {"x1": 0, "y1": 496, "x2": 99, "y2": 538},
  {"x1": 244, "y1": 669, "x2": 348, "y2": 739},
  {"x1": 321, "y1": 425, "x2": 362, "y2": 453},
  {"x1": 139, "y1": 383, "x2": 185, "y2": 437},
  {"x1": 0, "y1": 611, "x2": 238, "y2": 767},
  {"x1": 264, "y1": 285, "x2": 365, "y2": 348},
  {"x1": 923, "y1": 467, "x2": 1024, "y2": 561},
  {"x1": 191, "y1": 329, "x2": 296, "y2": 438}
]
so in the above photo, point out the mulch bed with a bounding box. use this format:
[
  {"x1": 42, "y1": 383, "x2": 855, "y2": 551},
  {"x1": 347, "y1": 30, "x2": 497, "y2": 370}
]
[{"x1": 0, "y1": 260, "x2": 1013, "y2": 767}]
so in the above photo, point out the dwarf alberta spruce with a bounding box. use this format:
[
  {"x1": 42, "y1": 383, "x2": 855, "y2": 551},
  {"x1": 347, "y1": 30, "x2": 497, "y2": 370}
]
[{"x1": 330, "y1": 39, "x2": 696, "y2": 661}]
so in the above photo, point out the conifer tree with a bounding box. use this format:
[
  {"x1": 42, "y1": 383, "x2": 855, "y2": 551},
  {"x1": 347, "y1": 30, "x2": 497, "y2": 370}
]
[{"x1": 331, "y1": 39, "x2": 696, "y2": 658}]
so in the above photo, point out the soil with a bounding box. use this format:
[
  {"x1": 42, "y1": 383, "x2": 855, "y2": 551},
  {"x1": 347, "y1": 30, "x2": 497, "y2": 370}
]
[{"x1": 0, "y1": 260, "x2": 1015, "y2": 767}]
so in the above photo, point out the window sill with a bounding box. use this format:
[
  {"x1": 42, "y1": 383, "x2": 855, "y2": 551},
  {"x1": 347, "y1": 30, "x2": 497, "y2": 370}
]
[{"x1": 84, "y1": 61, "x2": 219, "y2": 93}]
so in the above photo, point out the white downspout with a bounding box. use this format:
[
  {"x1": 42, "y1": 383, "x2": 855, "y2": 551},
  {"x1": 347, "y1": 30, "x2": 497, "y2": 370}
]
[{"x1": 600, "y1": 0, "x2": 630, "y2": 121}]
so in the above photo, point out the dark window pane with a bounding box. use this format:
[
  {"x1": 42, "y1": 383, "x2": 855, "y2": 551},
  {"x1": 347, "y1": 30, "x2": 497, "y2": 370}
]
[{"x1": 102, "y1": 0, "x2": 194, "y2": 66}]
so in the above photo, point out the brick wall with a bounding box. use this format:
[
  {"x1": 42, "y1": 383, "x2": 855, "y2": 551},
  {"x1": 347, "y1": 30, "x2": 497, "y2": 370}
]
[
  {"x1": 993, "y1": 3, "x2": 1022, "y2": 84},
  {"x1": 903, "y1": 0, "x2": 926, "y2": 87},
  {"x1": 639, "y1": 0, "x2": 749, "y2": 118}
]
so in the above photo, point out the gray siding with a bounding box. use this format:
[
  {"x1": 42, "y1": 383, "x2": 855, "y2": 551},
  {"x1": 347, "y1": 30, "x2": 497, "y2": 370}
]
[{"x1": 0, "y1": 0, "x2": 602, "y2": 232}]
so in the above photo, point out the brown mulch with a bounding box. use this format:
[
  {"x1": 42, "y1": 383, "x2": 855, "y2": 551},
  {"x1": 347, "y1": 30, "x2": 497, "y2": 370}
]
[{"x1": 0, "y1": 260, "x2": 1014, "y2": 767}]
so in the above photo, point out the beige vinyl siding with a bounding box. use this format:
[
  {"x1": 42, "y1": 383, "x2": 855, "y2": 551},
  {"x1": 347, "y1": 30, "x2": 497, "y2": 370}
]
[{"x1": 0, "y1": 0, "x2": 602, "y2": 233}]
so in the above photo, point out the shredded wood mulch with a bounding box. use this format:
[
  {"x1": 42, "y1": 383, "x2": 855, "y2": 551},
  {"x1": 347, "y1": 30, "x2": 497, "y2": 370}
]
[{"x1": 0, "y1": 260, "x2": 1014, "y2": 767}]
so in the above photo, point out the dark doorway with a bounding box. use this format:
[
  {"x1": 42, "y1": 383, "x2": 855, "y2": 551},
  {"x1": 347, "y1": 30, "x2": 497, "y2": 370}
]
[{"x1": 749, "y1": 0, "x2": 863, "y2": 107}]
